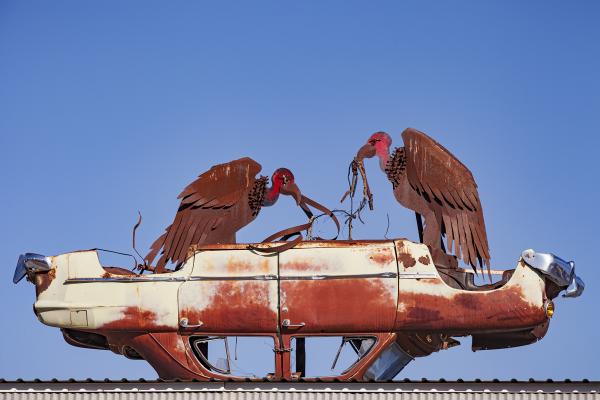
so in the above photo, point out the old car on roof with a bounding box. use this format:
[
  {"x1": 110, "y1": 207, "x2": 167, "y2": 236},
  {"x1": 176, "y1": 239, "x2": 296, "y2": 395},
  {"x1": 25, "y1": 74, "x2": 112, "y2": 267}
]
[{"x1": 14, "y1": 238, "x2": 583, "y2": 381}]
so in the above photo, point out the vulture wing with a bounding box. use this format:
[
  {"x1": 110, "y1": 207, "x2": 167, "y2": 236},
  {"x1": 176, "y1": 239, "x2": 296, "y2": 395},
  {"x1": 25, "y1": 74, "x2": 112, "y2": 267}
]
[
  {"x1": 145, "y1": 157, "x2": 262, "y2": 271},
  {"x1": 402, "y1": 128, "x2": 490, "y2": 270}
]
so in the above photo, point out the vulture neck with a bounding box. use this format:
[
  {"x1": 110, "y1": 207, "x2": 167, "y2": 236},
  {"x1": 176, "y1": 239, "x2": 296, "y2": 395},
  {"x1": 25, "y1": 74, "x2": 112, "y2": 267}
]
[
  {"x1": 263, "y1": 181, "x2": 282, "y2": 206},
  {"x1": 383, "y1": 147, "x2": 407, "y2": 188},
  {"x1": 376, "y1": 146, "x2": 391, "y2": 172}
]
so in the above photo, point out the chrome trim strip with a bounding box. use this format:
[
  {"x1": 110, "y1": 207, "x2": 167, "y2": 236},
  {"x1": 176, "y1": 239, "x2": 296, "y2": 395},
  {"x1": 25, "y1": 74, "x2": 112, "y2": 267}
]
[
  {"x1": 398, "y1": 273, "x2": 438, "y2": 279},
  {"x1": 280, "y1": 272, "x2": 397, "y2": 281},
  {"x1": 65, "y1": 276, "x2": 187, "y2": 283},
  {"x1": 65, "y1": 272, "x2": 399, "y2": 283}
]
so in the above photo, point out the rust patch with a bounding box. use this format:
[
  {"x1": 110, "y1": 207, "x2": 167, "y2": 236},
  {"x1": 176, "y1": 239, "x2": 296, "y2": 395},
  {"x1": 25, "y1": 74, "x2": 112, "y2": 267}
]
[
  {"x1": 280, "y1": 260, "x2": 324, "y2": 272},
  {"x1": 100, "y1": 307, "x2": 173, "y2": 331},
  {"x1": 149, "y1": 332, "x2": 199, "y2": 376},
  {"x1": 369, "y1": 248, "x2": 394, "y2": 266},
  {"x1": 295, "y1": 240, "x2": 394, "y2": 248},
  {"x1": 396, "y1": 286, "x2": 546, "y2": 332},
  {"x1": 397, "y1": 253, "x2": 416, "y2": 268},
  {"x1": 182, "y1": 281, "x2": 277, "y2": 333},
  {"x1": 194, "y1": 239, "x2": 395, "y2": 251},
  {"x1": 220, "y1": 258, "x2": 271, "y2": 274},
  {"x1": 280, "y1": 278, "x2": 396, "y2": 332},
  {"x1": 105, "y1": 332, "x2": 206, "y2": 380},
  {"x1": 418, "y1": 255, "x2": 431, "y2": 265},
  {"x1": 35, "y1": 269, "x2": 56, "y2": 296},
  {"x1": 454, "y1": 292, "x2": 484, "y2": 310},
  {"x1": 406, "y1": 306, "x2": 442, "y2": 322},
  {"x1": 103, "y1": 267, "x2": 136, "y2": 276}
]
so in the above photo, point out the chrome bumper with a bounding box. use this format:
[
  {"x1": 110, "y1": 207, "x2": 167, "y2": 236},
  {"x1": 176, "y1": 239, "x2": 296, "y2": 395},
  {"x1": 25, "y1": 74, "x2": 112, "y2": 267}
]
[
  {"x1": 521, "y1": 249, "x2": 584, "y2": 298},
  {"x1": 13, "y1": 253, "x2": 51, "y2": 284}
]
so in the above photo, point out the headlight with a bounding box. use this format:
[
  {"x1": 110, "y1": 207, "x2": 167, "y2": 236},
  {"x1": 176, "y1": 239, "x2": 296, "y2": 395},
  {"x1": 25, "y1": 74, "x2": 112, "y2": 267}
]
[
  {"x1": 13, "y1": 253, "x2": 51, "y2": 284},
  {"x1": 545, "y1": 300, "x2": 554, "y2": 318}
]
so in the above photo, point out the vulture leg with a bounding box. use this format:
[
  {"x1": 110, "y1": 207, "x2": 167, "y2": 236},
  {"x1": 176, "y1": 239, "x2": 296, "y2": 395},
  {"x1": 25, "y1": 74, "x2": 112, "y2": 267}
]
[
  {"x1": 415, "y1": 213, "x2": 424, "y2": 243},
  {"x1": 422, "y1": 211, "x2": 441, "y2": 250},
  {"x1": 423, "y1": 211, "x2": 458, "y2": 270},
  {"x1": 221, "y1": 233, "x2": 236, "y2": 244}
]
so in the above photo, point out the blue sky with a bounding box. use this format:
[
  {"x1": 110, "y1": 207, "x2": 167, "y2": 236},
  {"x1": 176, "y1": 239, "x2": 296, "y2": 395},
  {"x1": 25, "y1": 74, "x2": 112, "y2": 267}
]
[{"x1": 1, "y1": 1, "x2": 599, "y2": 380}]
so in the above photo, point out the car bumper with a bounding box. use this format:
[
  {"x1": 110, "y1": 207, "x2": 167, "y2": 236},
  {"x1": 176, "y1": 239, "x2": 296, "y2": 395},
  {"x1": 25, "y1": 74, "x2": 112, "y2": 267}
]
[{"x1": 521, "y1": 249, "x2": 584, "y2": 298}]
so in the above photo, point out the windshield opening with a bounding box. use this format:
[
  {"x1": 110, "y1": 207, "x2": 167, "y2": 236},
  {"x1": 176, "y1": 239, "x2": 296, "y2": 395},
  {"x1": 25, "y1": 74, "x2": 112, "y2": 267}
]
[
  {"x1": 290, "y1": 336, "x2": 376, "y2": 378},
  {"x1": 190, "y1": 336, "x2": 275, "y2": 378}
]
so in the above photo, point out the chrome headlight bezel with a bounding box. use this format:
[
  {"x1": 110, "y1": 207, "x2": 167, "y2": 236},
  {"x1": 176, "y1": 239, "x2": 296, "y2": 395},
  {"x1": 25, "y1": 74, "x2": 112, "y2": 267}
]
[
  {"x1": 13, "y1": 253, "x2": 51, "y2": 284},
  {"x1": 521, "y1": 249, "x2": 584, "y2": 298}
]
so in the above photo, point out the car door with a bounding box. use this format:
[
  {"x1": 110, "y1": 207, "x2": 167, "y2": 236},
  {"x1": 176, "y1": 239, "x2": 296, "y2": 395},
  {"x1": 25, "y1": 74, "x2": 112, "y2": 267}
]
[
  {"x1": 178, "y1": 247, "x2": 279, "y2": 333},
  {"x1": 278, "y1": 241, "x2": 399, "y2": 333}
]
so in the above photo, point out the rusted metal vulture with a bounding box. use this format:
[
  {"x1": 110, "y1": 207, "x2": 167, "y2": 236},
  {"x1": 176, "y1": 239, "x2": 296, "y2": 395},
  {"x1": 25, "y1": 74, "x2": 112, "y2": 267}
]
[
  {"x1": 145, "y1": 157, "x2": 309, "y2": 272},
  {"x1": 355, "y1": 128, "x2": 490, "y2": 272}
]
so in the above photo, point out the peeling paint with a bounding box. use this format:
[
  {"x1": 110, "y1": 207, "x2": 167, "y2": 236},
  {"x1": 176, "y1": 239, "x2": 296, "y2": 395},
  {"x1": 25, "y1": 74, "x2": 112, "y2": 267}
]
[
  {"x1": 35, "y1": 268, "x2": 56, "y2": 296},
  {"x1": 100, "y1": 307, "x2": 173, "y2": 331},
  {"x1": 369, "y1": 248, "x2": 395, "y2": 266},
  {"x1": 180, "y1": 248, "x2": 278, "y2": 333},
  {"x1": 396, "y1": 263, "x2": 547, "y2": 332},
  {"x1": 181, "y1": 280, "x2": 278, "y2": 333},
  {"x1": 25, "y1": 240, "x2": 556, "y2": 381},
  {"x1": 280, "y1": 278, "x2": 397, "y2": 333}
]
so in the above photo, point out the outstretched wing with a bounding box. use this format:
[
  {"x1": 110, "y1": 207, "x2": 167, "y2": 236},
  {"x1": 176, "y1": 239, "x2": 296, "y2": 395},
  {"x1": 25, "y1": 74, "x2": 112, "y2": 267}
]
[
  {"x1": 402, "y1": 128, "x2": 490, "y2": 270},
  {"x1": 145, "y1": 157, "x2": 262, "y2": 270}
]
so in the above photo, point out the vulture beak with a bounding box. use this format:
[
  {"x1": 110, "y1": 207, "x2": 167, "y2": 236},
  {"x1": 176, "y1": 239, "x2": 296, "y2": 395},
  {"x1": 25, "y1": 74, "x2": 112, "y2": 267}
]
[
  {"x1": 356, "y1": 142, "x2": 377, "y2": 162},
  {"x1": 284, "y1": 183, "x2": 314, "y2": 218},
  {"x1": 299, "y1": 200, "x2": 314, "y2": 219},
  {"x1": 281, "y1": 181, "x2": 303, "y2": 206},
  {"x1": 353, "y1": 141, "x2": 376, "y2": 210}
]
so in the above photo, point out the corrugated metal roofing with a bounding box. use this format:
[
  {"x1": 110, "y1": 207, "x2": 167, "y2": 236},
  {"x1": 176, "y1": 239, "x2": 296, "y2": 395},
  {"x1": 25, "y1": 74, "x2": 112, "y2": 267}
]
[
  {"x1": 0, "y1": 378, "x2": 597, "y2": 383},
  {"x1": 1, "y1": 379, "x2": 598, "y2": 400}
]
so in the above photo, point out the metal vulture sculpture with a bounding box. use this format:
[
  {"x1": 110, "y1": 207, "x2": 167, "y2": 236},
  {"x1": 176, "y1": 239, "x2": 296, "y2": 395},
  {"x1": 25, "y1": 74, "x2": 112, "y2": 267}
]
[
  {"x1": 355, "y1": 128, "x2": 490, "y2": 272},
  {"x1": 12, "y1": 132, "x2": 585, "y2": 381},
  {"x1": 145, "y1": 157, "x2": 309, "y2": 272}
]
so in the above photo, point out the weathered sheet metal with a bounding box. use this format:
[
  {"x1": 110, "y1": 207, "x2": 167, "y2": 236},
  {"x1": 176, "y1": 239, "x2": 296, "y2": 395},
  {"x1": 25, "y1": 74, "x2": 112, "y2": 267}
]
[
  {"x1": 394, "y1": 241, "x2": 547, "y2": 332},
  {"x1": 279, "y1": 242, "x2": 398, "y2": 333},
  {"x1": 178, "y1": 249, "x2": 278, "y2": 333},
  {"x1": 35, "y1": 251, "x2": 186, "y2": 331},
  {"x1": 17, "y1": 237, "x2": 581, "y2": 381},
  {"x1": 103, "y1": 332, "x2": 203, "y2": 380}
]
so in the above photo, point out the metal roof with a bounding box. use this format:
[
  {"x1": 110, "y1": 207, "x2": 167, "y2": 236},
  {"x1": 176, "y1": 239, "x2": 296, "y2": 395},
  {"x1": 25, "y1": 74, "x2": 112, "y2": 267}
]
[
  {"x1": 1, "y1": 378, "x2": 597, "y2": 384},
  {"x1": 1, "y1": 378, "x2": 598, "y2": 400}
]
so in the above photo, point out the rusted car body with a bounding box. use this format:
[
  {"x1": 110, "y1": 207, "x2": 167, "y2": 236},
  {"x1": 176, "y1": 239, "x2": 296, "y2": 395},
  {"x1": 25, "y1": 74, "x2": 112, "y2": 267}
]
[{"x1": 14, "y1": 239, "x2": 583, "y2": 381}]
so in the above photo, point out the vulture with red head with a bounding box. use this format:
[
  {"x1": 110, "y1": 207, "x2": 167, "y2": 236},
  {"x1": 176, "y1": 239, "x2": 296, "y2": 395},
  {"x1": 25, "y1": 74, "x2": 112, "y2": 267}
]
[
  {"x1": 355, "y1": 128, "x2": 490, "y2": 273},
  {"x1": 145, "y1": 157, "x2": 309, "y2": 272}
]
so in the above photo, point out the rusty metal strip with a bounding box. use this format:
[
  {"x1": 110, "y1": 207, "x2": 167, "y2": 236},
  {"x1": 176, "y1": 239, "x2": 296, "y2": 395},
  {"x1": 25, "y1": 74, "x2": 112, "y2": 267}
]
[
  {"x1": 65, "y1": 276, "x2": 187, "y2": 283},
  {"x1": 280, "y1": 272, "x2": 397, "y2": 281}
]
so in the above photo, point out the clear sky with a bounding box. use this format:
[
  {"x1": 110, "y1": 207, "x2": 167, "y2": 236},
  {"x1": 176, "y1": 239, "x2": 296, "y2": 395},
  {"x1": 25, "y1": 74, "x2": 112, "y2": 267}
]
[{"x1": 1, "y1": 1, "x2": 599, "y2": 380}]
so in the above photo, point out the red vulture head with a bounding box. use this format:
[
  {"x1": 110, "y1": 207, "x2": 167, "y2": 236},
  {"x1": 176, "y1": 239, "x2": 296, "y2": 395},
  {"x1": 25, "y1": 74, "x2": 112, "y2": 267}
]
[
  {"x1": 267, "y1": 168, "x2": 303, "y2": 206},
  {"x1": 357, "y1": 132, "x2": 392, "y2": 159}
]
